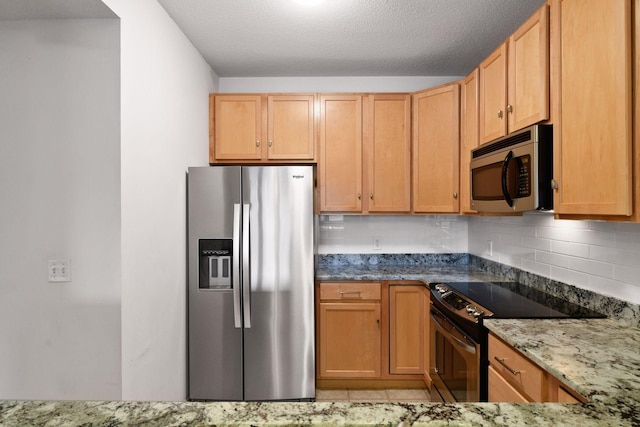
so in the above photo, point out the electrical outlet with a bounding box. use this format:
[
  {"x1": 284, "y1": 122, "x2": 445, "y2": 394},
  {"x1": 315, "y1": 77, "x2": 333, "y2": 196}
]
[
  {"x1": 486, "y1": 240, "x2": 493, "y2": 257},
  {"x1": 373, "y1": 236, "x2": 382, "y2": 250},
  {"x1": 48, "y1": 259, "x2": 71, "y2": 283}
]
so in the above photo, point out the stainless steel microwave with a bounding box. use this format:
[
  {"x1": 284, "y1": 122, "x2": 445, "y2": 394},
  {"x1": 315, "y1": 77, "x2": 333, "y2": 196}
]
[{"x1": 470, "y1": 124, "x2": 553, "y2": 213}]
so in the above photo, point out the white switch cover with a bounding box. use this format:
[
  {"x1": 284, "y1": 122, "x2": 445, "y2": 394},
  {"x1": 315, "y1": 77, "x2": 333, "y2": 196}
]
[
  {"x1": 48, "y1": 259, "x2": 71, "y2": 283},
  {"x1": 486, "y1": 240, "x2": 493, "y2": 257},
  {"x1": 373, "y1": 236, "x2": 382, "y2": 250}
]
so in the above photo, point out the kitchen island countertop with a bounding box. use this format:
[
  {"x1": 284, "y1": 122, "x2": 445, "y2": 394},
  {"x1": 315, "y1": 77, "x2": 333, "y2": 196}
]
[
  {"x1": 3, "y1": 258, "x2": 639, "y2": 426},
  {"x1": 2, "y1": 319, "x2": 638, "y2": 426}
]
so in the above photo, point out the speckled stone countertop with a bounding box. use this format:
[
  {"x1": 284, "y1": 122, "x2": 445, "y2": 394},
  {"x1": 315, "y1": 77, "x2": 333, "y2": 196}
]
[
  {"x1": 315, "y1": 253, "x2": 506, "y2": 284},
  {"x1": 2, "y1": 255, "x2": 639, "y2": 426}
]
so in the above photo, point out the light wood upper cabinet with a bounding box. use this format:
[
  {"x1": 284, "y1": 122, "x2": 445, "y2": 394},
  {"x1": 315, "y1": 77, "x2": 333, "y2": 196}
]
[
  {"x1": 319, "y1": 93, "x2": 411, "y2": 214},
  {"x1": 210, "y1": 94, "x2": 316, "y2": 163},
  {"x1": 460, "y1": 69, "x2": 479, "y2": 214},
  {"x1": 212, "y1": 95, "x2": 263, "y2": 160},
  {"x1": 389, "y1": 285, "x2": 424, "y2": 375},
  {"x1": 267, "y1": 95, "x2": 315, "y2": 160},
  {"x1": 319, "y1": 94, "x2": 363, "y2": 212},
  {"x1": 412, "y1": 83, "x2": 460, "y2": 213},
  {"x1": 364, "y1": 94, "x2": 412, "y2": 213},
  {"x1": 479, "y1": 43, "x2": 508, "y2": 144},
  {"x1": 508, "y1": 5, "x2": 550, "y2": 133},
  {"x1": 479, "y1": 4, "x2": 549, "y2": 145},
  {"x1": 551, "y1": 0, "x2": 633, "y2": 217}
]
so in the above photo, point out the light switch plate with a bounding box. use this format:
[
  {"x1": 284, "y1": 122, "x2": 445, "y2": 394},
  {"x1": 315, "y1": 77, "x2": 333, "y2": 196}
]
[
  {"x1": 48, "y1": 259, "x2": 71, "y2": 283},
  {"x1": 373, "y1": 236, "x2": 382, "y2": 250}
]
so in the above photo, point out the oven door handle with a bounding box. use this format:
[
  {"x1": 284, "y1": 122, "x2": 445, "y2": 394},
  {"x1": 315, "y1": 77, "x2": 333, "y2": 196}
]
[{"x1": 431, "y1": 311, "x2": 477, "y2": 355}]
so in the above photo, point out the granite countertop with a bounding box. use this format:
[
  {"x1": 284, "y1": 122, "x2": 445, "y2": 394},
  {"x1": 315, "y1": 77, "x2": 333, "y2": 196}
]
[
  {"x1": 3, "y1": 257, "x2": 639, "y2": 426},
  {"x1": 3, "y1": 319, "x2": 638, "y2": 426}
]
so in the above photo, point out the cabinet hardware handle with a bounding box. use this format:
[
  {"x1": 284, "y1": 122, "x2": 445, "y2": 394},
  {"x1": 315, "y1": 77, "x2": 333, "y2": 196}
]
[
  {"x1": 268, "y1": 140, "x2": 273, "y2": 147},
  {"x1": 358, "y1": 193, "x2": 362, "y2": 200},
  {"x1": 256, "y1": 140, "x2": 261, "y2": 147},
  {"x1": 370, "y1": 193, "x2": 374, "y2": 200},
  {"x1": 507, "y1": 104, "x2": 513, "y2": 114},
  {"x1": 551, "y1": 180, "x2": 559, "y2": 190},
  {"x1": 339, "y1": 290, "x2": 361, "y2": 296},
  {"x1": 494, "y1": 357, "x2": 521, "y2": 376},
  {"x1": 453, "y1": 192, "x2": 458, "y2": 199},
  {"x1": 498, "y1": 109, "x2": 503, "y2": 119}
]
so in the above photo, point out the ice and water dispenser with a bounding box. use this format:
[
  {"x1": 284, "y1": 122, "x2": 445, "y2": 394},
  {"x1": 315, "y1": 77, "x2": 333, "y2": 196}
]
[{"x1": 198, "y1": 239, "x2": 233, "y2": 289}]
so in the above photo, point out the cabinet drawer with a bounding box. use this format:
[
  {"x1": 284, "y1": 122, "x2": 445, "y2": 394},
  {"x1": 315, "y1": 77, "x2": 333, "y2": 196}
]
[
  {"x1": 488, "y1": 366, "x2": 529, "y2": 403},
  {"x1": 319, "y1": 282, "x2": 381, "y2": 301},
  {"x1": 488, "y1": 334, "x2": 544, "y2": 402}
]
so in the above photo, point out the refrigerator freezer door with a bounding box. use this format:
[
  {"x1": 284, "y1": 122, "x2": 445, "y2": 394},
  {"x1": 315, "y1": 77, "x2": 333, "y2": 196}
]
[
  {"x1": 242, "y1": 166, "x2": 315, "y2": 401},
  {"x1": 187, "y1": 166, "x2": 243, "y2": 401}
]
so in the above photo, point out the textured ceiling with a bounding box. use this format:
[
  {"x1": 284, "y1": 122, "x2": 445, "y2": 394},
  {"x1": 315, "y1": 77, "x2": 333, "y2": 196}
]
[
  {"x1": 0, "y1": 0, "x2": 116, "y2": 20},
  {"x1": 157, "y1": 0, "x2": 547, "y2": 77}
]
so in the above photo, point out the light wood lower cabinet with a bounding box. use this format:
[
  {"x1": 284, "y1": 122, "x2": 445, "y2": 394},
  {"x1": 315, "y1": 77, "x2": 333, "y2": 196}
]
[
  {"x1": 488, "y1": 365, "x2": 528, "y2": 403},
  {"x1": 319, "y1": 302, "x2": 381, "y2": 378},
  {"x1": 389, "y1": 285, "x2": 424, "y2": 375},
  {"x1": 488, "y1": 333, "x2": 586, "y2": 403},
  {"x1": 317, "y1": 281, "x2": 428, "y2": 384},
  {"x1": 318, "y1": 282, "x2": 381, "y2": 378}
]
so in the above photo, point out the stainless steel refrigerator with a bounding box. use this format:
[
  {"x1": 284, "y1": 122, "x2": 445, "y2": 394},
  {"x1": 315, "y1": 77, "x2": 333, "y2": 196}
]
[{"x1": 187, "y1": 165, "x2": 315, "y2": 401}]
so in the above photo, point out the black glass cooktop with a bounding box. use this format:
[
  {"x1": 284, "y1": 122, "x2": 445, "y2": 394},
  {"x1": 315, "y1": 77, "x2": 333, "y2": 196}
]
[{"x1": 445, "y1": 281, "x2": 606, "y2": 319}]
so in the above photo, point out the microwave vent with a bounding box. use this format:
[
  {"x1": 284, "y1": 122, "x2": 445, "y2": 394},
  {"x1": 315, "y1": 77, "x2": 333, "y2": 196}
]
[{"x1": 472, "y1": 130, "x2": 532, "y2": 158}]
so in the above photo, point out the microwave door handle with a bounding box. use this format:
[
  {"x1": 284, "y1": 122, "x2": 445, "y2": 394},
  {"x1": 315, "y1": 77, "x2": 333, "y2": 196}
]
[{"x1": 502, "y1": 150, "x2": 515, "y2": 207}]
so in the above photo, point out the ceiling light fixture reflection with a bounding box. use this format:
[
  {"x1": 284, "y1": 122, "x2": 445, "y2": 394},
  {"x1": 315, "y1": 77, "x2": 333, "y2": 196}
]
[{"x1": 294, "y1": 0, "x2": 323, "y2": 6}]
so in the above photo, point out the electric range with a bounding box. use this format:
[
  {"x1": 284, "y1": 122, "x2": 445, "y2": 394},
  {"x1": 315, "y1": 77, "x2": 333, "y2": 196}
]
[{"x1": 429, "y1": 281, "x2": 605, "y2": 402}]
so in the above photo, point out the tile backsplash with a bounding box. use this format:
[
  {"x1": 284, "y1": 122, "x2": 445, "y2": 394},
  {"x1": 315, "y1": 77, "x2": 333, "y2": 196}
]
[
  {"x1": 318, "y1": 214, "x2": 467, "y2": 254},
  {"x1": 318, "y1": 212, "x2": 640, "y2": 306},
  {"x1": 468, "y1": 213, "x2": 640, "y2": 305}
]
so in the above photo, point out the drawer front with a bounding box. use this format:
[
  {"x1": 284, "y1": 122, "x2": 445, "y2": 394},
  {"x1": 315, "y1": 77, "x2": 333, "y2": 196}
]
[
  {"x1": 488, "y1": 366, "x2": 529, "y2": 403},
  {"x1": 319, "y1": 282, "x2": 381, "y2": 301},
  {"x1": 488, "y1": 334, "x2": 545, "y2": 402}
]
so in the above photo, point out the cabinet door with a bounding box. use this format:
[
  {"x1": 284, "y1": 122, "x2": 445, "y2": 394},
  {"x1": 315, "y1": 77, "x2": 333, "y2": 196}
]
[
  {"x1": 460, "y1": 69, "x2": 479, "y2": 214},
  {"x1": 412, "y1": 84, "x2": 460, "y2": 213},
  {"x1": 507, "y1": 4, "x2": 549, "y2": 133},
  {"x1": 389, "y1": 286, "x2": 423, "y2": 375},
  {"x1": 267, "y1": 95, "x2": 315, "y2": 160},
  {"x1": 213, "y1": 95, "x2": 263, "y2": 160},
  {"x1": 319, "y1": 95, "x2": 363, "y2": 212},
  {"x1": 364, "y1": 94, "x2": 411, "y2": 212},
  {"x1": 479, "y1": 43, "x2": 508, "y2": 144},
  {"x1": 552, "y1": 0, "x2": 632, "y2": 216},
  {"x1": 319, "y1": 302, "x2": 381, "y2": 378}
]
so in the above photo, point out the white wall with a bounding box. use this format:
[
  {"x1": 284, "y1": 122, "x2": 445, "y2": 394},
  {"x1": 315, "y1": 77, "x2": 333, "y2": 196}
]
[
  {"x1": 219, "y1": 76, "x2": 459, "y2": 93},
  {"x1": 102, "y1": 0, "x2": 215, "y2": 401},
  {"x1": 318, "y1": 215, "x2": 467, "y2": 254},
  {"x1": 468, "y1": 214, "x2": 640, "y2": 305},
  {"x1": 0, "y1": 19, "x2": 121, "y2": 400}
]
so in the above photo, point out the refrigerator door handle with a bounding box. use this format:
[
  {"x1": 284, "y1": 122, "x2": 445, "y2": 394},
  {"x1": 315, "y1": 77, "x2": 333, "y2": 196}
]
[
  {"x1": 232, "y1": 203, "x2": 242, "y2": 328},
  {"x1": 242, "y1": 203, "x2": 251, "y2": 328}
]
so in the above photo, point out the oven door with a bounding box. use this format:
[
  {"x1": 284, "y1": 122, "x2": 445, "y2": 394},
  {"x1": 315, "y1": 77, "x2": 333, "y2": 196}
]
[{"x1": 430, "y1": 305, "x2": 481, "y2": 402}]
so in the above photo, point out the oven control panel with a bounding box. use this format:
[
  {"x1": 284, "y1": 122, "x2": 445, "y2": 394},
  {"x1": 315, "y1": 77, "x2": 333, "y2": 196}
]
[{"x1": 432, "y1": 283, "x2": 494, "y2": 323}]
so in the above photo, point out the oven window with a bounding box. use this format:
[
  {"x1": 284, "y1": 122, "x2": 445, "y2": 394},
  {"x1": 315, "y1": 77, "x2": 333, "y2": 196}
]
[{"x1": 431, "y1": 309, "x2": 480, "y2": 402}]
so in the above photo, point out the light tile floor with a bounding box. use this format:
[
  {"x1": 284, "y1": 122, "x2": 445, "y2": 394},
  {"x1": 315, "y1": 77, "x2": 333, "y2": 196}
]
[{"x1": 315, "y1": 388, "x2": 430, "y2": 403}]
